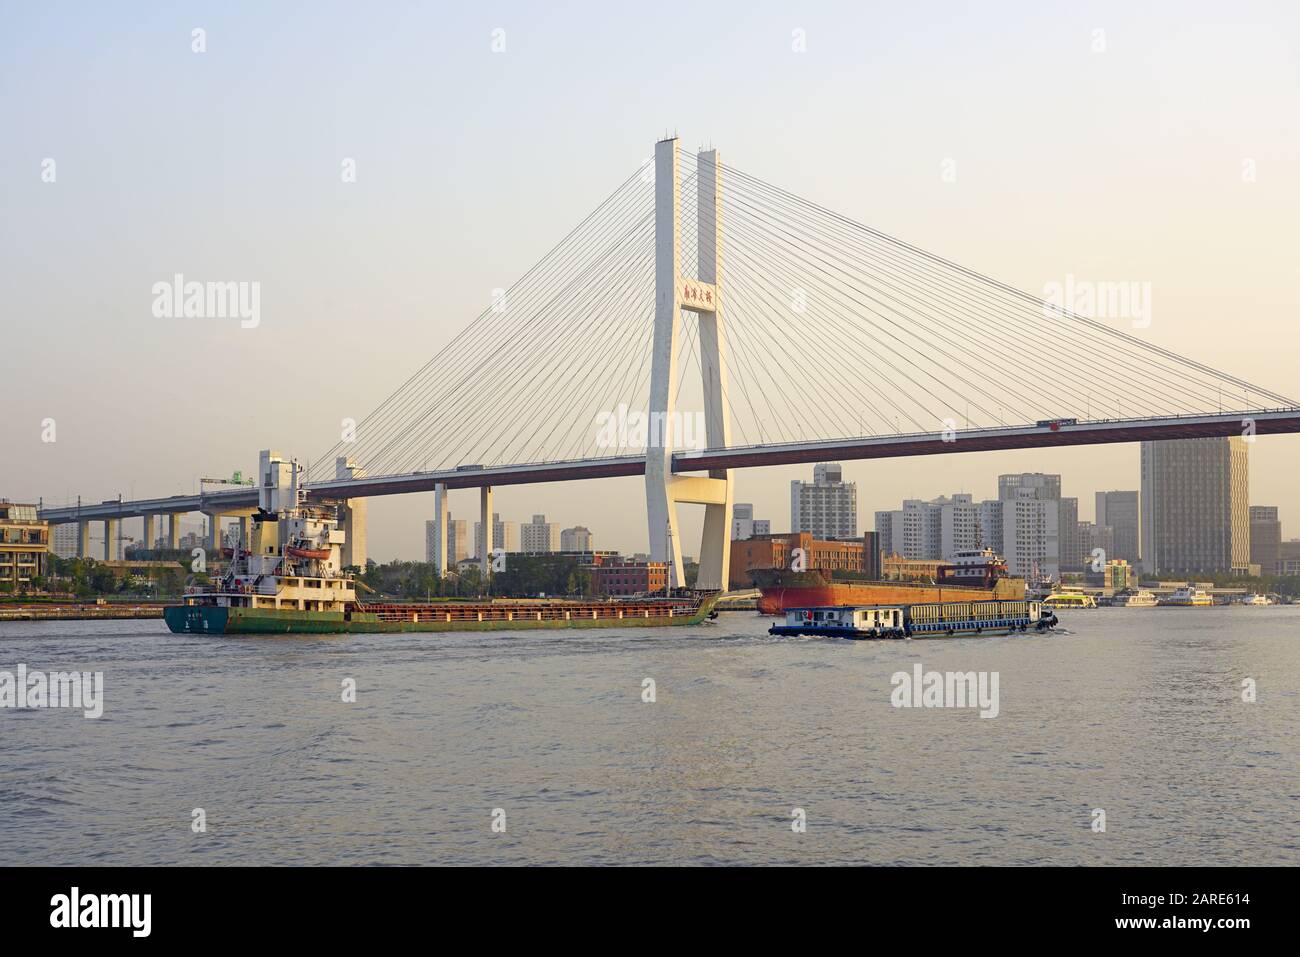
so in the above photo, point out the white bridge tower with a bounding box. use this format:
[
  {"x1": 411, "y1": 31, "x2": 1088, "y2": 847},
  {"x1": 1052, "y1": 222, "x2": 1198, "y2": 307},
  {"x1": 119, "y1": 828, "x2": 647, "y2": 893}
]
[{"x1": 645, "y1": 137, "x2": 733, "y2": 590}]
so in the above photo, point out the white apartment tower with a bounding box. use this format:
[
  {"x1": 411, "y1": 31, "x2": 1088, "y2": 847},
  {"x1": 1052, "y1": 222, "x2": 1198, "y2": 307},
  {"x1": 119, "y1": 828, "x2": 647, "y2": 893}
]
[
  {"x1": 790, "y1": 463, "x2": 857, "y2": 540},
  {"x1": 521, "y1": 514, "x2": 561, "y2": 553}
]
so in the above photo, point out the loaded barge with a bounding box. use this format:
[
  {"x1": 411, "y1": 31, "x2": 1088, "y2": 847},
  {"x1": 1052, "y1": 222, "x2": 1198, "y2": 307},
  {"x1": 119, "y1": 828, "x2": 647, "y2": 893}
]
[
  {"x1": 165, "y1": 451, "x2": 716, "y2": 636},
  {"x1": 770, "y1": 599, "x2": 1057, "y2": 640}
]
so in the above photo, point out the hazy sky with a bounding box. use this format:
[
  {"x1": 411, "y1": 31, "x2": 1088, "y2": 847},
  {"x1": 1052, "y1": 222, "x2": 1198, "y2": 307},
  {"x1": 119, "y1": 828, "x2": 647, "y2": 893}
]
[{"x1": 3, "y1": 1, "x2": 1298, "y2": 560}]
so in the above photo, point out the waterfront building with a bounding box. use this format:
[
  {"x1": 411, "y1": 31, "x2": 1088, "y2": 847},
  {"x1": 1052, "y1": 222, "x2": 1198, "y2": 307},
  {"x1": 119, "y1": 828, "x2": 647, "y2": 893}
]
[
  {"x1": 587, "y1": 559, "x2": 668, "y2": 596},
  {"x1": 790, "y1": 463, "x2": 857, "y2": 540},
  {"x1": 1140, "y1": 437, "x2": 1249, "y2": 575},
  {"x1": 0, "y1": 501, "x2": 50, "y2": 589},
  {"x1": 998, "y1": 474, "x2": 1062, "y2": 579},
  {"x1": 728, "y1": 532, "x2": 879, "y2": 590}
]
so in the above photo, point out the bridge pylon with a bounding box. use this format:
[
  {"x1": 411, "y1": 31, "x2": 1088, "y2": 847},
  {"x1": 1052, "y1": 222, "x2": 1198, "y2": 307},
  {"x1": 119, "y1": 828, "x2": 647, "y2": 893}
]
[{"x1": 645, "y1": 138, "x2": 733, "y2": 590}]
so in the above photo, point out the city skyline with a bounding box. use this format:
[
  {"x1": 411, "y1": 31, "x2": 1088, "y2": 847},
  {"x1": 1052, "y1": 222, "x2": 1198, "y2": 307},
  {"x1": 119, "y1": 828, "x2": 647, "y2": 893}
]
[{"x1": 4, "y1": 3, "x2": 1299, "y2": 561}]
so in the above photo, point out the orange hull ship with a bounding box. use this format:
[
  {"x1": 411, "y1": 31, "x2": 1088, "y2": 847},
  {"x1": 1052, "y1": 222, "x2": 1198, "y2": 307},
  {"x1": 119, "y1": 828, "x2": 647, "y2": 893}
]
[{"x1": 748, "y1": 568, "x2": 1025, "y2": 615}]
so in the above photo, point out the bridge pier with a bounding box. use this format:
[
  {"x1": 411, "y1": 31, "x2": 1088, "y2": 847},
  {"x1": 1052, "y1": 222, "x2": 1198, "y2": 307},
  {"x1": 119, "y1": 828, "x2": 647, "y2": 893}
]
[
  {"x1": 433, "y1": 482, "x2": 449, "y2": 577},
  {"x1": 102, "y1": 518, "x2": 117, "y2": 561},
  {"x1": 645, "y1": 138, "x2": 733, "y2": 590},
  {"x1": 479, "y1": 485, "x2": 493, "y2": 581},
  {"x1": 141, "y1": 514, "x2": 156, "y2": 554},
  {"x1": 334, "y1": 457, "x2": 367, "y2": 569},
  {"x1": 166, "y1": 513, "x2": 182, "y2": 550},
  {"x1": 205, "y1": 513, "x2": 223, "y2": 554},
  {"x1": 77, "y1": 520, "x2": 90, "y2": 559}
]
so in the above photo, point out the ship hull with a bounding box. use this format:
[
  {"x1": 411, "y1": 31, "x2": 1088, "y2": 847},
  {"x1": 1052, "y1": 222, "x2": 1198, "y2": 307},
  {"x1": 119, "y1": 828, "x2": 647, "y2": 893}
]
[
  {"x1": 164, "y1": 599, "x2": 717, "y2": 635},
  {"x1": 752, "y1": 576, "x2": 1024, "y2": 615}
]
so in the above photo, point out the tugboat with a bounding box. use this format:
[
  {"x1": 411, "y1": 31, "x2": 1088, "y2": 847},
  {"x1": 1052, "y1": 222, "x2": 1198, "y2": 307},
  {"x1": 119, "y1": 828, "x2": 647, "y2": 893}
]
[{"x1": 165, "y1": 450, "x2": 717, "y2": 635}]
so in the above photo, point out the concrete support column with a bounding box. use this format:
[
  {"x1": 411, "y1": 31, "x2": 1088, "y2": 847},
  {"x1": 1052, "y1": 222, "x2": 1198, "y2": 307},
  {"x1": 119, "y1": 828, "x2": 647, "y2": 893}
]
[
  {"x1": 167, "y1": 514, "x2": 182, "y2": 550},
  {"x1": 77, "y1": 520, "x2": 90, "y2": 558},
  {"x1": 238, "y1": 515, "x2": 251, "y2": 550},
  {"x1": 103, "y1": 519, "x2": 117, "y2": 561},
  {"x1": 335, "y1": 457, "x2": 368, "y2": 570},
  {"x1": 479, "y1": 485, "x2": 494, "y2": 580},
  {"x1": 141, "y1": 514, "x2": 156, "y2": 554},
  {"x1": 206, "y1": 514, "x2": 223, "y2": 553},
  {"x1": 694, "y1": 148, "x2": 733, "y2": 592},
  {"x1": 434, "y1": 482, "x2": 449, "y2": 577},
  {"x1": 645, "y1": 136, "x2": 685, "y2": 587}
]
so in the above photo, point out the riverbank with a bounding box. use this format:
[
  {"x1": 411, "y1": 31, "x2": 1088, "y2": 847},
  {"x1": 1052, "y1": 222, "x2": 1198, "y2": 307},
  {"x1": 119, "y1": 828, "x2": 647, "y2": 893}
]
[{"x1": 0, "y1": 602, "x2": 169, "y2": 622}]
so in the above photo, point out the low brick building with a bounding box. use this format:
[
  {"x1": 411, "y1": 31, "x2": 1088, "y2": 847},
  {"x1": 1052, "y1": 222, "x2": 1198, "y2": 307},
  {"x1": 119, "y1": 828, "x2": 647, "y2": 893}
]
[
  {"x1": 587, "y1": 559, "x2": 669, "y2": 596},
  {"x1": 729, "y1": 532, "x2": 879, "y2": 589}
]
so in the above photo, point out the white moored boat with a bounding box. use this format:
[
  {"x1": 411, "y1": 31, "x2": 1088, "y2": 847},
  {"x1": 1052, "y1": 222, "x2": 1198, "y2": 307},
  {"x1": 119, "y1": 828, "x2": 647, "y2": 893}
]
[
  {"x1": 1160, "y1": 585, "x2": 1214, "y2": 607},
  {"x1": 1112, "y1": 589, "x2": 1158, "y2": 608}
]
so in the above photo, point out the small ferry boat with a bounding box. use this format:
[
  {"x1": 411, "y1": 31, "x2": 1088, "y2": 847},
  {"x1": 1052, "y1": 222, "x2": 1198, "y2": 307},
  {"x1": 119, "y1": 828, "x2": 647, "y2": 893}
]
[
  {"x1": 770, "y1": 599, "x2": 1057, "y2": 640},
  {"x1": 166, "y1": 451, "x2": 717, "y2": 635},
  {"x1": 1111, "y1": 589, "x2": 1158, "y2": 608},
  {"x1": 1041, "y1": 590, "x2": 1098, "y2": 609},
  {"x1": 1241, "y1": 593, "x2": 1275, "y2": 606},
  {"x1": 1160, "y1": 585, "x2": 1214, "y2": 607}
]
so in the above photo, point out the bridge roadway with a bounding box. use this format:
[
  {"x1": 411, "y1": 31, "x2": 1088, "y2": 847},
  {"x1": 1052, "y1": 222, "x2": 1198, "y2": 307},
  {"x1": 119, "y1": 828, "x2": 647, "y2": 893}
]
[{"x1": 39, "y1": 407, "x2": 1300, "y2": 525}]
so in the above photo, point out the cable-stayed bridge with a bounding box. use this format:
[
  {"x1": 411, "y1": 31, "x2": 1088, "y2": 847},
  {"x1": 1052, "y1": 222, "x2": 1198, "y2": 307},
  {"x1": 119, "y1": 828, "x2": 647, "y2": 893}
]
[{"x1": 39, "y1": 137, "x2": 1300, "y2": 590}]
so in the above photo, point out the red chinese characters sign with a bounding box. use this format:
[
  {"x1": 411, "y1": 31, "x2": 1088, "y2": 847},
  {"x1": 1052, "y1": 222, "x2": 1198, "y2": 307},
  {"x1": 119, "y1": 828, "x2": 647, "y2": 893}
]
[{"x1": 678, "y1": 278, "x2": 718, "y2": 313}]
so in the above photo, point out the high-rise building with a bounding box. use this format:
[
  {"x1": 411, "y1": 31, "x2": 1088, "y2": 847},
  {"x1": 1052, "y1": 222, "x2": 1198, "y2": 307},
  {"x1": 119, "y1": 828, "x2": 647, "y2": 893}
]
[
  {"x1": 979, "y1": 500, "x2": 1005, "y2": 555},
  {"x1": 473, "y1": 513, "x2": 519, "y2": 558},
  {"x1": 1076, "y1": 521, "x2": 1115, "y2": 570},
  {"x1": 426, "y1": 516, "x2": 468, "y2": 567},
  {"x1": 52, "y1": 522, "x2": 79, "y2": 559},
  {"x1": 1058, "y1": 497, "x2": 1082, "y2": 571},
  {"x1": 520, "y1": 514, "x2": 560, "y2": 553},
  {"x1": 999, "y1": 475, "x2": 1061, "y2": 579},
  {"x1": 1095, "y1": 490, "x2": 1141, "y2": 564},
  {"x1": 873, "y1": 509, "x2": 895, "y2": 556},
  {"x1": 791, "y1": 463, "x2": 857, "y2": 540},
  {"x1": 731, "y1": 504, "x2": 770, "y2": 541},
  {"x1": 1249, "y1": 506, "x2": 1281, "y2": 574},
  {"x1": 560, "y1": 526, "x2": 594, "y2": 552},
  {"x1": 1140, "y1": 437, "x2": 1249, "y2": 575},
  {"x1": 877, "y1": 494, "x2": 999, "y2": 561}
]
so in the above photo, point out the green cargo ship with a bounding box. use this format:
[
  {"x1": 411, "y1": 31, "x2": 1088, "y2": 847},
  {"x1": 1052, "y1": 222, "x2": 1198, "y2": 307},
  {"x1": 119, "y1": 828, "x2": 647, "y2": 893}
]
[
  {"x1": 165, "y1": 595, "x2": 719, "y2": 636},
  {"x1": 166, "y1": 450, "x2": 718, "y2": 636}
]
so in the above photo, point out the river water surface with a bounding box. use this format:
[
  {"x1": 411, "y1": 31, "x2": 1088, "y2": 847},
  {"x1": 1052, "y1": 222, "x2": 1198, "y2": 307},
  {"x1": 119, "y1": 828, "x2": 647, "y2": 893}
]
[{"x1": 1, "y1": 607, "x2": 1297, "y2": 865}]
